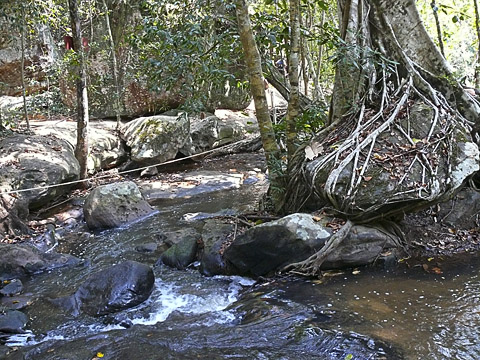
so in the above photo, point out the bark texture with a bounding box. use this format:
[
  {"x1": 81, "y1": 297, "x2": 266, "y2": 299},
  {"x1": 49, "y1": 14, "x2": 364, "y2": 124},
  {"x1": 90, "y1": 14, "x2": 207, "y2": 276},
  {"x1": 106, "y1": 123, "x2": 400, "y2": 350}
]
[
  {"x1": 235, "y1": 0, "x2": 282, "y2": 204},
  {"x1": 69, "y1": 0, "x2": 89, "y2": 181}
]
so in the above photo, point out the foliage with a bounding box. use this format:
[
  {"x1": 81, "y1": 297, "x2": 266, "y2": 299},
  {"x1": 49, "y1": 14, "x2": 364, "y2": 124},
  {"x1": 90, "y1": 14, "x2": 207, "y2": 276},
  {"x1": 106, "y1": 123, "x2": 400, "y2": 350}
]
[
  {"x1": 128, "y1": 0, "x2": 244, "y2": 111},
  {"x1": 417, "y1": 0, "x2": 477, "y2": 84}
]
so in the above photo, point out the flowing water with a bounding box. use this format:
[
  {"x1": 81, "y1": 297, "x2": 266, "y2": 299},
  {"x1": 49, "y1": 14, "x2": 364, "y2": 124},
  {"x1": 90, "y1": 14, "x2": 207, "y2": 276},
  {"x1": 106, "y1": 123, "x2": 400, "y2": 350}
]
[{"x1": 3, "y1": 156, "x2": 480, "y2": 359}]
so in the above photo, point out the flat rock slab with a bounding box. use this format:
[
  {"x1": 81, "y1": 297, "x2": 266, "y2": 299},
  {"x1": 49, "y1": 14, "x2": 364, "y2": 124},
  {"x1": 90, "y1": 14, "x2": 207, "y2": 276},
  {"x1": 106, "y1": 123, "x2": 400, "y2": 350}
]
[{"x1": 139, "y1": 171, "x2": 244, "y2": 203}]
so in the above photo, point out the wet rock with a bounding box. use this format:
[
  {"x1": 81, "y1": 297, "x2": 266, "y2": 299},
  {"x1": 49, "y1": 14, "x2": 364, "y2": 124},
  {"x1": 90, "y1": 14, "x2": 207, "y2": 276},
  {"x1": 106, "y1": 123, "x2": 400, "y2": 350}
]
[
  {"x1": 159, "y1": 236, "x2": 198, "y2": 270},
  {"x1": 83, "y1": 181, "x2": 156, "y2": 230},
  {"x1": 224, "y1": 213, "x2": 402, "y2": 276},
  {"x1": 1, "y1": 295, "x2": 32, "y2": 311},
  {"x1": 120, "y1": 113, "x2": 192, "y2": 166},
  {"x1": 0, "y1": 243, "x2": 80, "y2": 280},
  {"x1": 140, "y1": 171, "x2": 243, "y2": 203},
  {"x1": 224, "y1": 214, "x2": 331, "y2": 277},
  {"x1": 0, "y1": 279, "x2": 23, "y2": 297},
  {"x1": 53, "y1": 260, "x2": 154, "y2": 317},
  {"x1": 135, "y1": 243, "x2": 158, "y2": 253},
  {"x1": 199, "y1": 220, "x2": 234, "y2": 276},
  {"x1": 0, "y1": 310, "x2": 28, "y2": 333},
  {"x1": 0, "y1": 135, "x2": 80, "y2": 210},
  {"x1": 322, "y1": 224, "x2": 401, "y2": 269}
]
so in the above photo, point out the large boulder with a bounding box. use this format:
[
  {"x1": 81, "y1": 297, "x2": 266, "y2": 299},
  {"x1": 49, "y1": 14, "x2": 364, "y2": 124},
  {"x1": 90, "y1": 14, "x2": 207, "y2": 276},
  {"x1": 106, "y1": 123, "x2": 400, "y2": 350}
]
[
  {"x1": 121, "y1": 113, "x2": 192, "y2": 166},
  {"x1": 224, "y1": 213, "x2": 401, "y2": 276},
  {"x1": 53, "y1": 261, "x2": 154, "y2": 317},
  {"x1": 190, "y1": 113, "x2": 258, "y2": 152},
  {"x1": 304, "y1": 101, "x2": 479, "y2": 219},
  {"x1": 0, "y1": 134, "x2": 80, "y2": 209},
  {"x1": 0, "y1": 243, "x2": 80, "y2": 280},
  {"x1": 224, "y1": 214, "x2": 331, "y2": 277},
  {"x1": 0, "y1": 18, "x2": 57, "y2": 97},
  {"x1": 32, "y1": 120, "x2": 127, "y2": 173},
  {"x1": 83, "y1": 181, "x2": 156, "y2": 230}
]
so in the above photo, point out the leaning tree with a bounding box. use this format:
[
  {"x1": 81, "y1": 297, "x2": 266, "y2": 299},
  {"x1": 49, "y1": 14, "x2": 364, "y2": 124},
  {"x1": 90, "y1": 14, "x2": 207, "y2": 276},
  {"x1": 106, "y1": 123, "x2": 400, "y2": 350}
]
[{"x1": 282, "y1": 0, "x2": 480, "y2": 275}]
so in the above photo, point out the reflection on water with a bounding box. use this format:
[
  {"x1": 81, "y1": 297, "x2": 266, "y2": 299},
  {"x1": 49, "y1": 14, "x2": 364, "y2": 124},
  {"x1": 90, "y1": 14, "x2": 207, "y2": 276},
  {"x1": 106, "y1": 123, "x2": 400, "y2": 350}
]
[{"x1": 294, "y1": 257, "x2": 480, "y2": 360}]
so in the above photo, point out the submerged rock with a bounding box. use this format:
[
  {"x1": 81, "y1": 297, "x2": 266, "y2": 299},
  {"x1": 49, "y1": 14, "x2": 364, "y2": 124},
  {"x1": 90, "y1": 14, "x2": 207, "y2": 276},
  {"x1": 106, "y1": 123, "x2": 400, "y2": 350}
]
[
  {"x1": 53, "y1": 260, "x2": 154, "y2": 317},
  {"x1": 0, "y1": 279, "x2": 23, "y2": 297},
  {"x1": 0, "y1": 243, "x2": 80, "y2": 280},
  {"x1": 0, "y1": 310, "x2": 28, "y2": 333},
  {"x1": 83, "y1": 181, "x2": 156, "y2": 230}
]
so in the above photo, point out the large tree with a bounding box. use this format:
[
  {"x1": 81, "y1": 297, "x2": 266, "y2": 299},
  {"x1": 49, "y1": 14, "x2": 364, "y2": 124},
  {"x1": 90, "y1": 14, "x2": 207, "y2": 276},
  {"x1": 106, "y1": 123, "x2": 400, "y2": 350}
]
[{"x1": 283, "y1": 0, "x2": 480, "y2": 274}]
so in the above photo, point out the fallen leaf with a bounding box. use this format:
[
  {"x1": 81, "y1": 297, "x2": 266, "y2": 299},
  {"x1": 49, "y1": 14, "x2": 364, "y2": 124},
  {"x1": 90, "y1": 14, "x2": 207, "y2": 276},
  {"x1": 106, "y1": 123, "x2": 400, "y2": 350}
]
[
  {"x1": 364, "y1": 176, "x2": 373, "y2": 182},
  {"x1": 422, "y1": 264, "x2": 429, "y2": 272},
  {"x1": 427, "y1": 257, "x2": 434, "y2": 262},
  {"x1": 431, "y1": 267, "x2": 443, "y2": 274}
]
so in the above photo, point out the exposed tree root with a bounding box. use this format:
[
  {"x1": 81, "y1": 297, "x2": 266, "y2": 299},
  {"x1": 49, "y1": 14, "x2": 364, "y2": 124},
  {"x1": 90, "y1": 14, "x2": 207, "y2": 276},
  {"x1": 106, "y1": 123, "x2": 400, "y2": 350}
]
[{"x1": 282, "y1": 220, "x2": 353, "y2": 277}]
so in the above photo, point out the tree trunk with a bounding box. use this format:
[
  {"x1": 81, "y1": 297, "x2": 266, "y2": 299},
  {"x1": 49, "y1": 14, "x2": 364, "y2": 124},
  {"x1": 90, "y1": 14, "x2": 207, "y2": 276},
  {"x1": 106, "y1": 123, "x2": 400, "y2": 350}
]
[
  {"x1": 102, "y1": 0, "x2": 122, "y2": 130},
  {"x1": 234, "y1": 0, "x2": 283, "y2": 207},
  {"x1": 20, "y1": 2, "x2": 30, "y2": 131},
  {"x1": 285, "y1": 0, "x2": 301, "y2": 161},
  {"x1": 282, "y1": 0, "x2": 480, "y2": 217},
  {"x1": 430, "y1": 0, "x2": 445, "y2": 58},
  {"x1": 69, "y1": 0, "x2": 89, "y2": 182},
  {"x1": 475, "y1": 0, "x2": 480, "y2": 88}
]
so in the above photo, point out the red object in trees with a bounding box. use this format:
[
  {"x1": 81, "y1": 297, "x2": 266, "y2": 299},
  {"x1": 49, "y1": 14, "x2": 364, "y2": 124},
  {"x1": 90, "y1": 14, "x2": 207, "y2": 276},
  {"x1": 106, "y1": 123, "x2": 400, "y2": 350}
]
[
  {"x1": 82, "y1": 37, "x2": 90, "y2": 52},
  {"x1": 64, "y1": 35, "x2": 73, "y2": 50},
  {"x1": 63, "y1": 36, "x2": 89, "y2": 52}
]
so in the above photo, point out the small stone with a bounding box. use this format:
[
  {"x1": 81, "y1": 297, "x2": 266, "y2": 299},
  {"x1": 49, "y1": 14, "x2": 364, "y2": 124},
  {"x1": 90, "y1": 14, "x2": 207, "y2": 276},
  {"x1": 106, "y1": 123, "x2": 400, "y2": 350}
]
[
  {"x1": 0, "y1": 310, "x2": 28, "y2": 333},
  {"x1": 140, "y1": 166, "x2": 158, "y2": 177},
  {"x1": 0, "y1": 279, "x2": 23, "y2": 297},
  {"x1": 135, "y1": 243, "x2": 158, "y2": 253}
]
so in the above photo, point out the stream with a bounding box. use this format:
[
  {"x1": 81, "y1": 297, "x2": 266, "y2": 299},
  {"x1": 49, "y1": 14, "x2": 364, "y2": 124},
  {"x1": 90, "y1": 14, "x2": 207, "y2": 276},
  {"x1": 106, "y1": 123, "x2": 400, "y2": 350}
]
[{"x1": 3, "y1": 154, "x2": 480, "y2": 360}]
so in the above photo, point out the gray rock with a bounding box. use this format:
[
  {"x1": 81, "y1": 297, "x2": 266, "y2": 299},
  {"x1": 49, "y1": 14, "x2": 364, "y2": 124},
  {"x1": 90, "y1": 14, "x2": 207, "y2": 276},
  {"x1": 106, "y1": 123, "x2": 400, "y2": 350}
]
[
  {"x1": 0, "y1": 310, "x2": 28, "y2": 333},
  {"x1": 135, "y1": 243, "x2": 158, "y2": 253},
  {"x1": 224, "y1": 213, "x2": 401, "y2": 276},
  {"x1": 0, "y1": 243, "x2": 80, "y2": 280},
  {"x1": 322, "y1": 225, "x2": 401, "y2": 269},
  {"x1": 121, "y1": 113, "x2": 192, "y2": 166},
  {"x1": 1, "y1": 295, "x2": 32, "y2": 310},
  {"x1": 83, "y1": 181, "x2": 156, "y2": 230},
  {"x1": 159, "y1": 236, "x2": 198, "y2": 270},
  {"x1": 199, "y1": 220, "x2": 234, "y2": 276},
  {"x1": 437, "y1": 188, "x2": 480, "y2": 227},
  {"x1": 0, "y1": 135, "x2": 80, "y2": 209},
  {"x1": 32, "y1": 120, "x2": 127, "y2": 173},
  {"x1": 305, "y1": 102, "x2": 479, "y2": 219},
  {"x1": 52, "y1": 260, "x2": 154, "y2": 317},
  {"x1": 224, "y1": 214, "x2": 331, "y2": 277},
  {"x1": 0, "y1": 279, "x2": 23, "y2": 297}
]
